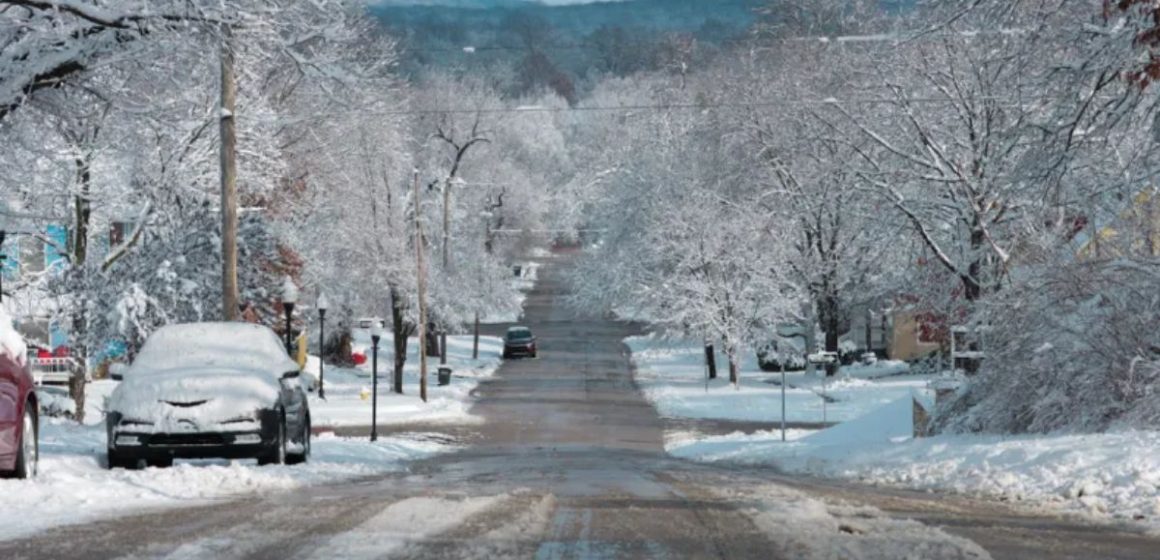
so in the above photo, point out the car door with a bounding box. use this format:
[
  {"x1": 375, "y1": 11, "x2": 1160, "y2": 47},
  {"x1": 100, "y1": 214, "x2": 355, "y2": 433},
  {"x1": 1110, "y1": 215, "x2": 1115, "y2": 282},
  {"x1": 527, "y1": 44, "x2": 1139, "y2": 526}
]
[{"x1": 0, "y1": 351, "x2": 20, "y2": 466}]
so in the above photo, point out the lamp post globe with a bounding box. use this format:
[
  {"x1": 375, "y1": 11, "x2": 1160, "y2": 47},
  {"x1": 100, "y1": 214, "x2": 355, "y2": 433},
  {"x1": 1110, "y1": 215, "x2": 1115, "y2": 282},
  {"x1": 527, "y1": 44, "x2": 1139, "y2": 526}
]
[
  {"x1": 316, "y1": 293, "x2": 330, "y2": 399},
  {"x1": 281, "y1": 276, "x2": 298, "y2": 356}
]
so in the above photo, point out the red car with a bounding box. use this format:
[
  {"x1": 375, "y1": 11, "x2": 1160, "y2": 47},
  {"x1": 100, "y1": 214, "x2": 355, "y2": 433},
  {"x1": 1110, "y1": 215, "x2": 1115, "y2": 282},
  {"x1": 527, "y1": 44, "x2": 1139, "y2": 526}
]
[{"x1": 0, "y1": 311, "x2": 37, "y2": 478}]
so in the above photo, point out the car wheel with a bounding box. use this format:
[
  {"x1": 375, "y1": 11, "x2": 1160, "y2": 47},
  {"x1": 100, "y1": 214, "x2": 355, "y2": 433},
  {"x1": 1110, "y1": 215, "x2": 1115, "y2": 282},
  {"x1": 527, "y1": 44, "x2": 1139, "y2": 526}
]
[
  {"x1": 147, "y1": 456, "x2": 173, "y2": 469},
  {"x1": 258, "y1": 417, "x2": 287, "y2": 466},
  {"x1": 286, "y1": 415, "x2": 310, "y2": 466},
  {"x1": 13, "y1": 406, "x2": 37, "y2": 479},
  {"x1": 106, "y1": 449, "x2": 137, "y2": 470}
]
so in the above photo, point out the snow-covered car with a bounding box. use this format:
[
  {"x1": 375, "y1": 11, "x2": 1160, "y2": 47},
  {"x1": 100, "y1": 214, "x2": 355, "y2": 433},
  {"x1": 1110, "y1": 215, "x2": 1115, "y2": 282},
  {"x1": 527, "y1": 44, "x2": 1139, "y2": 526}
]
[
  {"x1": 105, "y1": 322, "x2": 311, "y2": 469},
  {"x1": 0, "y1": 305, "x2": 37, "y2": 479}
]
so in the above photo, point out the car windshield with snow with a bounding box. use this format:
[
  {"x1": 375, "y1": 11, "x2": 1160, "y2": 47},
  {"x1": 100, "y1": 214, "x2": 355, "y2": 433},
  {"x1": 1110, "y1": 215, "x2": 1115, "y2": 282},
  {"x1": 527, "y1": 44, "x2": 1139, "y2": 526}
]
[{"x1": 105, "y1": 322, "x2": 310, "y2": 469}]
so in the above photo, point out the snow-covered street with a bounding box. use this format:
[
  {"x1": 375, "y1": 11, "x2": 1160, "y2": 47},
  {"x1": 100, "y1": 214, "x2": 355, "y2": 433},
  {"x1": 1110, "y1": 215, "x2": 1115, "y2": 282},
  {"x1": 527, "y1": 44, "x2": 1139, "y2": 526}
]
[
  {"x1": 0, "y1": 420, "x2": 451, "y2": 542},
  {"x1": 7, "y1": 0, "x2": 1160, "y2": 556},
  {"x1": 3, "y1": 254, "x2": 1158, "y2": 560}
]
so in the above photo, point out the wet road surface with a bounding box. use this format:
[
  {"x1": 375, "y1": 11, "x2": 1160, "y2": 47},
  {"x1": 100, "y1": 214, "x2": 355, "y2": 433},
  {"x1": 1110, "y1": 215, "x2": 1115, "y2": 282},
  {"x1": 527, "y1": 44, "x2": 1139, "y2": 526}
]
[{"x1": 2, "y1": 254, "x2": 1157, "y2": 559}]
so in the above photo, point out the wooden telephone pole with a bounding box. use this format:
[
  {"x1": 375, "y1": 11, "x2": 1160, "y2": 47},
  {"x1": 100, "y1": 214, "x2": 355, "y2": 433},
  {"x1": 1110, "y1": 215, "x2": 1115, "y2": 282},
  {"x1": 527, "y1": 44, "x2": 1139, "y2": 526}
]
[
  {"x1": 414, "y1": 171, "x2": 429, "y2": 402},
  {"x1": 219, "y1": 24, "x2": 239, "y2": 321}
]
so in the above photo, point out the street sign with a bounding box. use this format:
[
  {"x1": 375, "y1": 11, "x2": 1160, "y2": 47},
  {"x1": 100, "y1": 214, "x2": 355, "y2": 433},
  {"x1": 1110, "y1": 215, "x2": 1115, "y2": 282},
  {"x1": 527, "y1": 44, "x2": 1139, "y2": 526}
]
[{"x1": 807, "y1": 351, "x2": 839, "y2": 365}]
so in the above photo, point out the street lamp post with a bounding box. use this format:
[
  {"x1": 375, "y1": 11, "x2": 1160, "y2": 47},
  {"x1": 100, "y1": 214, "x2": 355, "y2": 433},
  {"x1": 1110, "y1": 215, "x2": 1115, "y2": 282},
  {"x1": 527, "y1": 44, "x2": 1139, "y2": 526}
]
[
  {"x1": 0, "y1": 230, "x2": 7, "y2": 304},
  {"x1": 370, "y1": 325, "x2": 383, "y2": 442},
  {"x1": 281, "y1": 276, "x2": 298, "y2": 356},
  {"x1": 317, "y1": 293, "x2": 329, "y2": 399}
]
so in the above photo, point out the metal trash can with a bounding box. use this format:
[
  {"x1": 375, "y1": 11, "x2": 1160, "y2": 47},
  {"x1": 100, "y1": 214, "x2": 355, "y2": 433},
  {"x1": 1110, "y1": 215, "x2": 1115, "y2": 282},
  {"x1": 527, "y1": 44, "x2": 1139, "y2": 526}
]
[{"x1": 437, "y1": 366, "x2": 452, "y2": 386}]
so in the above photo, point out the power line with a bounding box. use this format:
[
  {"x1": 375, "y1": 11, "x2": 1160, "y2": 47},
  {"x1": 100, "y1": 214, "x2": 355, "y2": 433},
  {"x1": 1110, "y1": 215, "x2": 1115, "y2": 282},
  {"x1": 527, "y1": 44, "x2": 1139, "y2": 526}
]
[{"x1": 369, "y1": 94, "x2": 1061, "y2": 117}]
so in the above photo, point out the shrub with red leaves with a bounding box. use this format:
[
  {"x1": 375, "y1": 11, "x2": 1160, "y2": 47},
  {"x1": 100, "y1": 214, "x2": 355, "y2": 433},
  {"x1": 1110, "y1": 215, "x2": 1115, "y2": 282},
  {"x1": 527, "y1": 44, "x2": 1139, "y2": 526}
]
[{"x1": 1108, "y1": 0, "x2": 1160, "y2": 87}]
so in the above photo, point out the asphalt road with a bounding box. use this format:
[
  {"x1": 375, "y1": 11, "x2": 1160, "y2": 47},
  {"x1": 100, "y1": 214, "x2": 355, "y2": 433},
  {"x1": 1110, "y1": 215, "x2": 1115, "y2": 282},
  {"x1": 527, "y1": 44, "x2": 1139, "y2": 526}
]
[{"x1": 2, "y1": 253, "x2": 1157, "y2": 559}]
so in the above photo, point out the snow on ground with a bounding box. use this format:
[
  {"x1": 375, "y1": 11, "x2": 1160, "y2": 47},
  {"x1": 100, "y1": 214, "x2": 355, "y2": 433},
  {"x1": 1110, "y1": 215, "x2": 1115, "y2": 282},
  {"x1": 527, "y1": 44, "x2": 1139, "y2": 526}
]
[
  {"x1": 715, "y1": 482, "x2": 991, "y2": 559},
  {"x1": 0, "y1": 420, "x2": 451, "y2": 542},
  {"x1": 633, "y1": 335, "x2": 1160, "y2": 529},
  {"x1": 309, "y1": 334, "x2": 503, "y2": 428},
  {"x1": 627, "y1": 335, "x2": 933, "y2": 425},
  {"x1": 670, "y1": 395, "x2": 1160, "y2": 530}
]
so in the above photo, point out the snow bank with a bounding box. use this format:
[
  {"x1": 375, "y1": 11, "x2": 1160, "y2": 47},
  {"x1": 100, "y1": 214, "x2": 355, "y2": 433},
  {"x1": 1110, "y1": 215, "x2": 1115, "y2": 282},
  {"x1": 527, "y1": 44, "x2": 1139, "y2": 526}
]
[
  {"x1": 671, "y1": 399, "x2": 1160, "y2": 529},
  {"x1": 0, "y1": 421, "x2": 452, "y2": 541}
]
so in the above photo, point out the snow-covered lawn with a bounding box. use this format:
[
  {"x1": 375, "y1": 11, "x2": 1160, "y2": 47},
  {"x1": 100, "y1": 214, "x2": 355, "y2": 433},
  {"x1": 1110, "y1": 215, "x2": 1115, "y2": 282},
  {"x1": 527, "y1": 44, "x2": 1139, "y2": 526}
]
[
  {"x1": 633, "y1": 335, "x2": 1160, "y2": 529},
  {"x1": 0, "y1": 420, "x2": 451, "y2": 542},
  {"x1": 627, "y1": 335, "x2": 931, "y2": 424},
  {"x1": 308, "y1": 334, "x2": 504, "y2": 428}
]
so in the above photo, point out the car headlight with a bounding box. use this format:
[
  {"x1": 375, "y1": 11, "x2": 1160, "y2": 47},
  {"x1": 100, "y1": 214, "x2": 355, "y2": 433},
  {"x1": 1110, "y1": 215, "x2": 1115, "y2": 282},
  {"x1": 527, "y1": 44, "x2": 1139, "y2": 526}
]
[{"x1": 114, "y1": 434, "x2": 142, "y2": 446}]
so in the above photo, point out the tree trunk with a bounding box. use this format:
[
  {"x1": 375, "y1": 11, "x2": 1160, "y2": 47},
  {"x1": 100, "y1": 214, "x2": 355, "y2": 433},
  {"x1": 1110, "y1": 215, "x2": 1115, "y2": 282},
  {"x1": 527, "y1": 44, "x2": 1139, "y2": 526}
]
[
  {"x1": 69, "y1": 156, "x2": 92, "y2": 424},
  {"x1": 219, "y1": 24, "x2": 240, "y2": 322},
  {"x1": 472, "y1": 312, "x2": 480, "y2": 360},
  {"x1": 705, "y1": 342, "x2": 717, "y2": 380},
  {"x1": 425, "y1": 325, "x2": 441, "y2": 357},
  {"x1": 390, "y1": 285, "x2": 406, "y2": 394},
  {"x1": 818, "y1": 292, "x2": 841, "y2": 377},
  {"x1": 961, "y1": 226, "x2": 985, "y2": 374},
  {"x1": 725, "y1": 341, "x2": 739, "y2": 385}
]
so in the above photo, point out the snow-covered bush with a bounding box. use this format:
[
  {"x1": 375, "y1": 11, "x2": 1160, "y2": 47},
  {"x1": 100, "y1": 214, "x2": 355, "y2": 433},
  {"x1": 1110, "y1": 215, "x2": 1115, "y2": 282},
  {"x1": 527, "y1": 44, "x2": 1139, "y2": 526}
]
[{"x1": 937, "y1": 257, "x2": 1160, "y2": 433}]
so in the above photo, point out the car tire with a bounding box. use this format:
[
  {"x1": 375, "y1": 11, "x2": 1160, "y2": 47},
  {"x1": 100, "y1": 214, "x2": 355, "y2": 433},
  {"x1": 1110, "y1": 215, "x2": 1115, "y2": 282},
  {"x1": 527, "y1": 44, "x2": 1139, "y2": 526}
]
[
  {"x1": 12, "y1": 406, "x2": 37, "y2": 479},
  {"x1": 286, "y1": 415, "x2": 310, "y2": 466},
  {"x1": 258, "y1": 416, "x2": 287, "y2": 466},
  {"x1": 147, "y1": 456, "x2": 173, "y2": 469},
  {"x1": 106, "y1": 449, "x2": 137, "y2": 470}
]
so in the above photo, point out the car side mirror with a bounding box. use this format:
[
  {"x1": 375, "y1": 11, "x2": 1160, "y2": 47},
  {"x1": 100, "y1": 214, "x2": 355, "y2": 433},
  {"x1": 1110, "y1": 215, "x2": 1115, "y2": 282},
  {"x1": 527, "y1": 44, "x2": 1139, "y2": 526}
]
[
  {"x1": 282, "y1": 370, "x2": 301, "y2": 380},
  {"x1": 109, "y1": 363, "x2": 128, "y2": 381}
]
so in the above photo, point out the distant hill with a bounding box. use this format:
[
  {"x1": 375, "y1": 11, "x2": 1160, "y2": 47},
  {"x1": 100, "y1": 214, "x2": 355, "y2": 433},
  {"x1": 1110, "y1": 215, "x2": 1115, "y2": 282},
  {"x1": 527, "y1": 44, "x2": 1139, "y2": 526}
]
[
  {"x1": 371, "y1": 0, "x2": 767, "y2": 38},
  {"x1": 370, "y1": 0, "x2": 916, "y2": 98}
]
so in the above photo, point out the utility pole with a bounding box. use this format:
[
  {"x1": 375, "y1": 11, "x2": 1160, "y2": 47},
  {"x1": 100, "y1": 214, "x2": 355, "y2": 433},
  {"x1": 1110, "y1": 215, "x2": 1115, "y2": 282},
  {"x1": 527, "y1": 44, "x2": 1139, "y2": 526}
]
[
  {"x1": 219, "y1": 23, "x2": 239, "y2": 321},
  {"x1": 440, "y1": 177, "x2": 451, "y2": 365},
  {"x1": 415, "y1": 171, "x2": 429, "y2": 403},
  {"x1": 0, "y1": 230, "x2": 6, "y2": 304}
]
